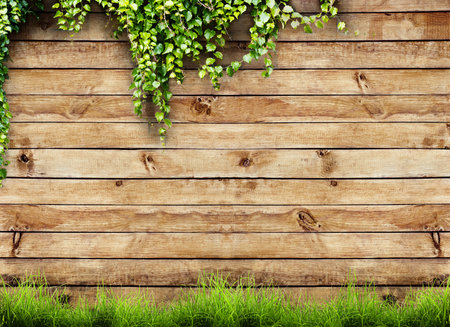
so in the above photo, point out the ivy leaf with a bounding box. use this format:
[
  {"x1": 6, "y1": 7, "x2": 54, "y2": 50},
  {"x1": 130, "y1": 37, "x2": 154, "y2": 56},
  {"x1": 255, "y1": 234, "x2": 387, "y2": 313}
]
[
  {"x1": 282, "y1": 5, "x2": 293, "y2": 13},
  {"x1": 155, "y1": 111, "x2": 164, "y2": 122},
  {"x1": 198, "y1": 69, "x2": 207, "y2": 79},
  {"x1": 206, "y1": 43, "x2": 216, "y2": 52},
  {"x1": 259, "y1": 12, "x2": 270, "y2": 24},
  {"x1": 304, "y1": 25, "x2": 313, "y2": 33},
  {"x1": 231, "y1": 61, "x2": 241, "y2": 71},
  {"x1": 204, "y1": 29, "x2": 216, "y2": 41},
  {"x1": 226, "y1": 66, "x2": 234, "y2": 77},
  {"x1": 242, "y1": 53, "x2": 252, "y2": 63},
  {"x1": 291, "y1": 20, "x2": 300, "y2": 29}
]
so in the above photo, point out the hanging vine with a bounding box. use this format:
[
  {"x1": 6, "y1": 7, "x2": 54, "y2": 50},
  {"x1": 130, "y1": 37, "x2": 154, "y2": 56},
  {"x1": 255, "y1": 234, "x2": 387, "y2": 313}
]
[{"x1": 0, "y1": 0, "x2": 346, "y2": 186}]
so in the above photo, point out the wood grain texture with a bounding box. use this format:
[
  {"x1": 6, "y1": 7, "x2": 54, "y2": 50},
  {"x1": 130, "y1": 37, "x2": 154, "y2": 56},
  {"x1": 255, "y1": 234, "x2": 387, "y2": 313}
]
[
  {"x1": 0, "y1": 232, "x2": 447, "y2": 259},
  {"x1": 6, "y1": 149, "x2": 450, "y2": 178},
  {"x1": 1, "y1": 259, "x2": 448, "y2": 286},
  {"x1": 1, "y1": 205, "x2": 448, "y2": 233},
  {"x1": 9, "y1": 95, "x2": 450, "y2": 123},
  {"x1": 11, "y1": 13, "x2": 450, "y2": 41},
  {"x1": 9, "y1": 123, "x2": 450, "y2": 149},
  {"x1": 8, "y1": 41, "x2": 450, "y2": 69},
  {"x1": 40, "y1": 0, "x2": 450, "y2": 13},
  {"x1": 0, "y1": 179, "x2": 449, "y2": 205},
  {"x1": 5, "y1": 69, "x2": 450, "y2": 95}
]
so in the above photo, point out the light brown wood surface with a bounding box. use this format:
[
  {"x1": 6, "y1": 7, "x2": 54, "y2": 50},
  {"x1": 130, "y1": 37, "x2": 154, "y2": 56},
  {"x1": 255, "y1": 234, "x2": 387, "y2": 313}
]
[
  {"x1": 1, "y1": 179, "x2": 449, "y2": 205},
  {"x1": 12, "y1": 13, "x2": 450, "y2": 42},
  {"x1": 1, "y1": 259, "x2": 448, "y2": 286},
  {"x1": 8, "y1": 41, "x2": 450, "y2": 69},
  {"x1": 5, "y1": 69, "x2": 450, "y2": 95},
  {"x1": 8, "y1": 95, "x2": 450, "y2": 123},
  {"x1": 0, "y1": 232, "x2": 447, "y2": 258},
  {"x1": 6, "y1": 149, "x2": 450, "y2": 178},
  {"x1": 9, "y1": 123, "x2": 450, "y2": 149},
  {"x1": 1, "y1": 205, "x2": 448, "y2": 233}
]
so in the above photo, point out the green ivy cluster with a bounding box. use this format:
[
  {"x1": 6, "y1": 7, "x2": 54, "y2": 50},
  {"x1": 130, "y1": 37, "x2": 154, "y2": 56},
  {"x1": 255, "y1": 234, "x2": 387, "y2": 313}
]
[
  {"x1": 53, "y1": 0, "x2": 344, "y2": 143},
  {"x1": 0, "y1": 0, "x2": 42, "y2": 186},
  {"x1": 0, "y1": 0, "x2": 345, "y2": 186}
]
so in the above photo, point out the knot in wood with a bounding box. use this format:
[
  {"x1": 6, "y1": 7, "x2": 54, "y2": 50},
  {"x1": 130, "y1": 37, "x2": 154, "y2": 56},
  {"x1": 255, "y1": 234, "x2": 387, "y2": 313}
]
[
  {"x1": 296, "y1": 210, "x2": 321, "y2": 232},
  {"x1": 115, "y1": 180, "x2": 123, "y2": 187},
  {"x1": 316, "y1": 150, "x2": 330, "y2": 158},
  {"x1": 20, "y1": 154, "x2": 29, "y2": 163},
  {"x1": 40, "y1": 22, "x2": 49, "y2": 30},
  {"x1": 192, "y1": 97, "x2": 212, "y2": 115},
  {"x1": 239, "y1": 158, "x2": 251, "y2": 167},
  {"x1": 330, "y1": 180, "x2": 338, "y2": 187}
]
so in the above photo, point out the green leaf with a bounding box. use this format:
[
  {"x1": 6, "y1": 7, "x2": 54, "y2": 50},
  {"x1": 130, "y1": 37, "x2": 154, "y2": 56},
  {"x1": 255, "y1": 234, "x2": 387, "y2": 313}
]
[
  {"x1": 204, "y1": 29, "x2": 216, "y2": 41},
  {"x1": 231, "y1": 61, "x2": 241, "y2": 71},
  {"x1": 304, "y1": 25, "x2": 313, "y2": 33},
  {"x1": 155, "y1": 111, "x2": 164, "y2": 122},
  {"x1": 242, "y1": 53, "x2": 252, "y2": 63},
  {"x1": 259, "y1": 12, "x2": 270, "y2": 24},
  {"x1": 282, "y1": 5, "x2": 293, "y2": 13}
]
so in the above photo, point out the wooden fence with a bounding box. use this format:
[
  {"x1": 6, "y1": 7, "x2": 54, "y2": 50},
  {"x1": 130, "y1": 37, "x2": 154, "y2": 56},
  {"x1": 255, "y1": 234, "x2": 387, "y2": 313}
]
[{"x1": 0, "y1": 0, "x2": 449, "y2": 304}]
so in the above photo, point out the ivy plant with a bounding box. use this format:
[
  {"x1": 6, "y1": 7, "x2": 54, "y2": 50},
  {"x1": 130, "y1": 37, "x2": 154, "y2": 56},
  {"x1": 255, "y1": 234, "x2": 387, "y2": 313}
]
[{"x1": 0, "y1": 0, "x2": 345, "y2": 186}]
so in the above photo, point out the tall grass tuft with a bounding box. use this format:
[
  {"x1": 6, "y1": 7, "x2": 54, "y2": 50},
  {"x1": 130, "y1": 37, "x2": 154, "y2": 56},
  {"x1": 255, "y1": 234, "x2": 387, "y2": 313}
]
[{"x1": 0, "y1": 274, "x2": 449, "y2": 326}]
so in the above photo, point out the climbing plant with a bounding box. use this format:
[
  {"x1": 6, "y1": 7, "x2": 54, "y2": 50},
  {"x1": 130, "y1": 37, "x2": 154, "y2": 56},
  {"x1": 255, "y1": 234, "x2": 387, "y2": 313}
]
[{"x1": 0, "y1": 0, "x2": 346, "y2": 186}]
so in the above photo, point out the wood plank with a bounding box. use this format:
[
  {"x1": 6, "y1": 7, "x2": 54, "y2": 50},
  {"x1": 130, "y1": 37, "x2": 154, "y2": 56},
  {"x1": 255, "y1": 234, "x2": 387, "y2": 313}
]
[
  {"x1": 11, "y1": 13, "x2": 450, "y2": 41},
  {"x1": 1, "y1": 205, "x2": 448, "y2": 233},
  {"x1": 40, "y1": 0, "x2": 450, "y2": 13},
  {"x1": 8, "y1": 95, "x2": 450, "y2": 123},
  {"x1": 0, "y1": 232, "x2": 447, "y2": 258},
  {"x1": 0, "y1": 179, "x2": 449, "y2": 205},
  {"x1": 9, "y1": 123, "x2": 450, "y2": 149},
  {"x1": 5, "y1": 69, "x2": 449, "y2": 95},
  {"x1": 1, "y1": 259, "x2": 448, "y2": 286},
  {"x1": 7, "y1": 41, "x2": 450, "y2": 69},
  {"x1": 4, "y1": 285, "x2": 426, "y2": 306},
  {"x1": 6, "y1": 149, "x2": 450, "y2": 178}
]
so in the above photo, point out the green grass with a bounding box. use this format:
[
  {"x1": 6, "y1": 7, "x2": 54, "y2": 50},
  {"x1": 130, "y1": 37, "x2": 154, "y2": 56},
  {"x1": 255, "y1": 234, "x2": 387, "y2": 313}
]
[{"x1": 0, "y1": 275, "x2": 449, "y2": 327}]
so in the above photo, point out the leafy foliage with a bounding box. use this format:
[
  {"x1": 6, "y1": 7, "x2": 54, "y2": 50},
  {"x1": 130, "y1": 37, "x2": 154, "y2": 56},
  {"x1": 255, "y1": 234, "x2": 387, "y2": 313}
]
[{"x1": 0, "y1": 0, "x2": 345, "y2": 186}]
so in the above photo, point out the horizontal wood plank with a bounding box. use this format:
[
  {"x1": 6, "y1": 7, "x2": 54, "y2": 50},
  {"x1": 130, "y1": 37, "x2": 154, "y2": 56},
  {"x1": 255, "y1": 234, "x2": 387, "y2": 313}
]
[
  {"x1": 40, "y1": 0, "x2": 450, "y2": 13},
  {"x1": 7, "y1": 41, "x2": 450, "y2": 69},
  {"x1": 5, "y1": 69, "x2": 449, "y2": 95},
  {"x1": 6, "y1": 149, "x2": 450, "y2": 178},
  {"x1": 9, "y1": 123, "x2": 450, "y2": 149},
  {"x1": 8, "y1": 95, "x2": 450, "y2": 123},
  {"x1": 1, "y1": 259, "x2": 448, "y2": 286},
  {"x1": 12, "y1": 13, "x2": 450, "y2": 41},
  {"x1": 1, "y1": 205, "x2": 448, "y2": 233},
  {"x1": 0, "y1": 179, "x2": 449, "y2": 205},
  {"x1": 0, "y1": 232, "x2": 447, "y2": 258}
]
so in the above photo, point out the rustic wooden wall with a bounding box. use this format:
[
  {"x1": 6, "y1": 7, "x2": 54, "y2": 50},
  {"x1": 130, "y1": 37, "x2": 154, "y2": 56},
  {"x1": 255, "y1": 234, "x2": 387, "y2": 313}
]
[{"x1": 0, "y1": 0, "x2": 449, "y2": 304}]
